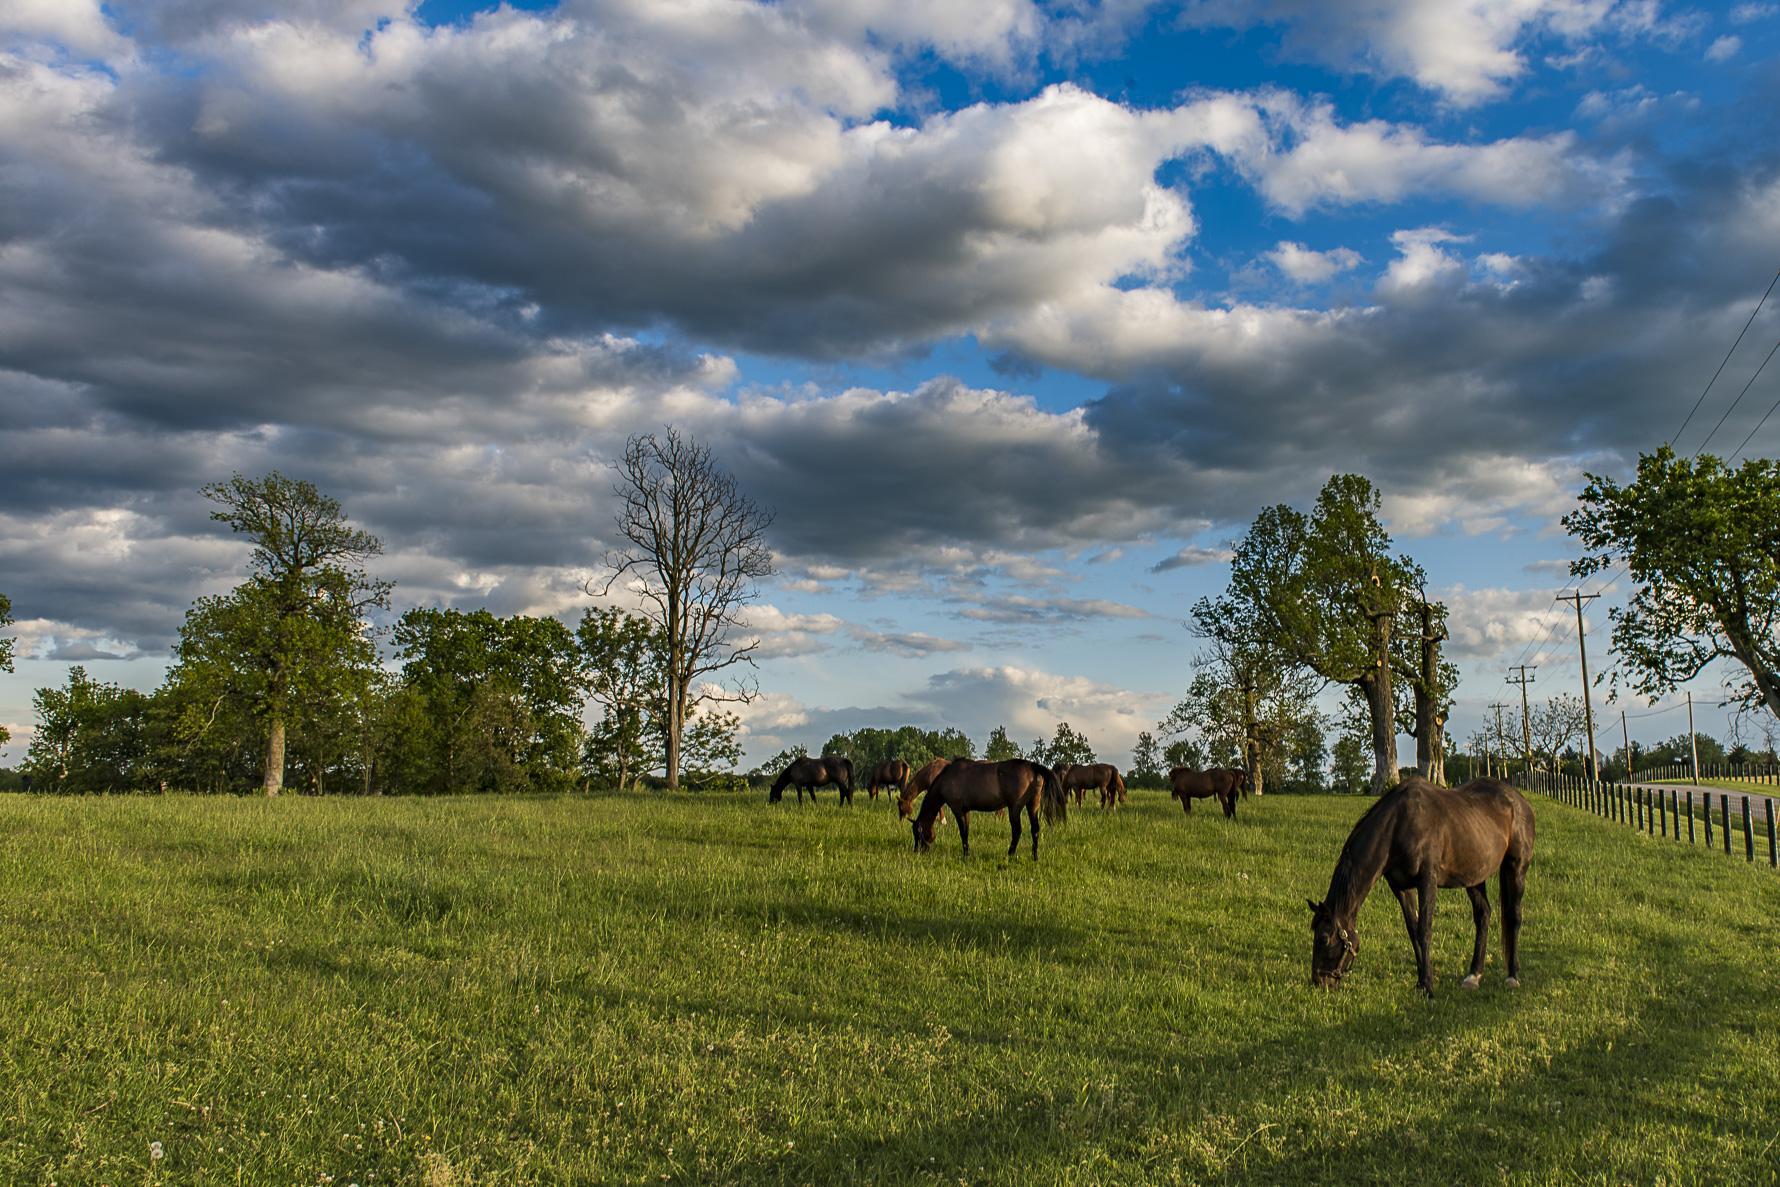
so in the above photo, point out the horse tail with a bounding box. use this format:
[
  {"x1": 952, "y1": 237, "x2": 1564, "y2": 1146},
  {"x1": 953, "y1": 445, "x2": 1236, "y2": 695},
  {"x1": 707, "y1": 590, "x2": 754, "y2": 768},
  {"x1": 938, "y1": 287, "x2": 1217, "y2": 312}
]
[{"x1": 1035, "y1": 762, "x2": 1067, "y2": 825}]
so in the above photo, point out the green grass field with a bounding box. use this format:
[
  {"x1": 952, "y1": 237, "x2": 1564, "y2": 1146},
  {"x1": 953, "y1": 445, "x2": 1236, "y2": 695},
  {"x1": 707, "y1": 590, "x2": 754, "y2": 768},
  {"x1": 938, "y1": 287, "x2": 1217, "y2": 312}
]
[{"x1": 2, "y1": 790, "x2": 1777, "y2": 1186}]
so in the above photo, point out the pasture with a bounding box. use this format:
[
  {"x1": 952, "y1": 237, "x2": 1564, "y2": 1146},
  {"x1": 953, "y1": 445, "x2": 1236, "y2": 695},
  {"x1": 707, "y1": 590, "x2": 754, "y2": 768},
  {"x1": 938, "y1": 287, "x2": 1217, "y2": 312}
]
[{"x1": 1, "y1": 791, "x2": 1777, "y2": 1185}]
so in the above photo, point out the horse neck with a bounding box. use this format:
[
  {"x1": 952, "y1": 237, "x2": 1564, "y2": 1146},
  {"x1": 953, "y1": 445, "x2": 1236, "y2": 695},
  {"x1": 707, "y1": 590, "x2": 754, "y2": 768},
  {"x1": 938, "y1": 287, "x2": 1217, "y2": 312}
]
[
  {"x1": 1325, "y1": 810, "x2": 1394, "y2": 925},
  {"x1": 915, "y1": 788, "x2": 946, "y2": 825}
]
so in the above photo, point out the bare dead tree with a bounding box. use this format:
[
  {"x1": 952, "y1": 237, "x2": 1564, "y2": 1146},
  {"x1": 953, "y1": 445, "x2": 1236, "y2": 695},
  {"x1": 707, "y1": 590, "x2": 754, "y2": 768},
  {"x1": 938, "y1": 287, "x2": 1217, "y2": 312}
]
[
  {"x1": 1529, "y1": 693, "x2": 1590, "y2": 772},
  {"x1": 592, "y1": 429, "x2": 774, "y2": 791}
]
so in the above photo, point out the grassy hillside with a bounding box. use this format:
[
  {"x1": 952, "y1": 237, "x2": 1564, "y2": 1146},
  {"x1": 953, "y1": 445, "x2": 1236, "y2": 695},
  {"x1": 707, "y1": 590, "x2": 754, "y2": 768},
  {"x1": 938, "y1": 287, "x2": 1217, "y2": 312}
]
[{"x1": 1, "y1": 790, "x2": 1776, "y2": 1185}]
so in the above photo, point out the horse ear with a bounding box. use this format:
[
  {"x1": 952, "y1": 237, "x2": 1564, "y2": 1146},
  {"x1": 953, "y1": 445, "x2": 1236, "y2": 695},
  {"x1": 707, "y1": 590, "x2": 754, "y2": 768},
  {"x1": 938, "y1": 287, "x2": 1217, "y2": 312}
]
[{"x1": 1306, "y1": 898, "x2": 1321, "y2": 914}]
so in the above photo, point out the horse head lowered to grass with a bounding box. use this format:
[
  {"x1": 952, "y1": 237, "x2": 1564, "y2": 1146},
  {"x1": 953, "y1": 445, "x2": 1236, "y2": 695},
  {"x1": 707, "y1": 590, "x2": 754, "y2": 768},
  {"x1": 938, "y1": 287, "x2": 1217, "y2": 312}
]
[
  {"x1": 1309, "y1": 776, "x2": 1535, "y2": 997},
  {"x1": 912, "y1": 759, "x2": 1067, "y2": 860},
  {"x1": 768, "y1": 755, "x2": 854, "y2": 804}
]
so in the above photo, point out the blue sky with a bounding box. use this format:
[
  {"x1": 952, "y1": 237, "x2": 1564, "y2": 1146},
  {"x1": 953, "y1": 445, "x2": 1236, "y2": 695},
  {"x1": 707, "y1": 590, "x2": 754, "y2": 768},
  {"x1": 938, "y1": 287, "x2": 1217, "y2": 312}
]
[{"x1": 2, "y1": 0, "x2": 1778, "y2": 769}]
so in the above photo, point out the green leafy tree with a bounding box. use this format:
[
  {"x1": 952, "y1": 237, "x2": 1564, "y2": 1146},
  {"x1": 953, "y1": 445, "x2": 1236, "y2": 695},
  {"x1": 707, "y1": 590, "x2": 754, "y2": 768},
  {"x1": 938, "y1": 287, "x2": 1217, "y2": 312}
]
[
  {"x1": 1284, "y1": 715, "x2": 1329, "y2": 792},
  {"x1": 202, "y1": 473, "x2": 388, "y2": 795},
  {"x1": 1041, "y1": 721, "x2": 1095, "y2": 768},
  {"x1": 1567, "y1": 446, "x2": 1780, "y2": 720},
  {"x1": 23, "y1": 667, "x2": 154, "y2": 793},
  {"x1": 748, "y1": 744, "x2": 807, "y2": 780},
  {"x1": 577, "y1": 607, "x2": 666, "y2": 791},
  {"x1": 166, "y1": 574, "x2": 379, "y2": 794},
  {"x1": 1228, "y1": 474, "x2": 1412, "y2": 791},
  {"x1": 393, "y1": 608, "x2": 584, "y2": 794},
  {"x1": 1330, "y1": 730, "x2": 1370, "y2": 793},
  {"x1": 821, "y1": 725, "x2": 975, "y2": 776},
  {"x1": 680, "y1": 708, "x2": 744, "y2": 789},
  {"x1": 984, "y1": 725, "x2": 1021, "y2": 762},
  {"x1": 1162, "y1": 738, "x2": 1204, "y2": 771},
  {"x1": 1130, "y1": 730, "x2": 1163, "y2": 787}
]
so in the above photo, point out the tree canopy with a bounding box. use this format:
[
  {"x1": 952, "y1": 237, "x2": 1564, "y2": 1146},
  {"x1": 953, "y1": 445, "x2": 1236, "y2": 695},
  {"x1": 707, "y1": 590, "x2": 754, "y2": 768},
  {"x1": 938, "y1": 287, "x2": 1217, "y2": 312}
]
[{"x1": 1567, "y1": 446, "x2": 1780, "y2": 720}]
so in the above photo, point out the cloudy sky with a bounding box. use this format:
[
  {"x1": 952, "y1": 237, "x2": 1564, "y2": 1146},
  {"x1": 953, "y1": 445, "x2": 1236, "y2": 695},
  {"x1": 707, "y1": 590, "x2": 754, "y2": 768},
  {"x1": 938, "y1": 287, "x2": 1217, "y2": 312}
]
[{"x1": 3, "y1": 0, "x2": 1778, "y2": 767}]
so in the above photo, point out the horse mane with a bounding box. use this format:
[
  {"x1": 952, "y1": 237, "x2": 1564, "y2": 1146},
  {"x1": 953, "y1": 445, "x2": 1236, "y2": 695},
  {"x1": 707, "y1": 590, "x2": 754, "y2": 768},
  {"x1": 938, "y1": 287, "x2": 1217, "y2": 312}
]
[{"x1": 1324, "y1": 786, "x2": 1406, "y2": 915}]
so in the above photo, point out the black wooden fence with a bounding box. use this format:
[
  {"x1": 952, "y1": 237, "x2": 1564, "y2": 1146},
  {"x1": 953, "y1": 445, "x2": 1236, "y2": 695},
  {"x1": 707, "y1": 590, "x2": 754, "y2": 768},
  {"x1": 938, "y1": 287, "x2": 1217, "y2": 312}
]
[
  {"x1": 1629, "y1": 760, "x2": 1780, "y2": 784},
  {"x1": 1518, "y1": 770, "x2": 1779, "y2": 871}
]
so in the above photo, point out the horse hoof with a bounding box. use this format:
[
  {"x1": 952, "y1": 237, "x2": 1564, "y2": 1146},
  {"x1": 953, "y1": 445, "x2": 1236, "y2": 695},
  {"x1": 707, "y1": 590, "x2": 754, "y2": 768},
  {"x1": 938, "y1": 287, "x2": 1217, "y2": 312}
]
[
  {"x1": 1459, "y1": 974, "x2": 1481, "y2": 991},
  {"x1": 1505, "y1": 977, "x2": 1520, "y2": 989}
]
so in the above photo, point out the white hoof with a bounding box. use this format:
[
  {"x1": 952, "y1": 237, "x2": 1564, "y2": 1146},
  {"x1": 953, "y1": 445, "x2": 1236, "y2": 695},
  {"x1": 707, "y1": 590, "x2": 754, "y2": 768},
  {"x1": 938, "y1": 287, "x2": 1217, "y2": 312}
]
[
  {"x1": 1505, "y1": 977, "x2": 1520, "y2": 989},
  {"x1": 1459, "y1": 974, "x2": 1482, "y2": 991}
]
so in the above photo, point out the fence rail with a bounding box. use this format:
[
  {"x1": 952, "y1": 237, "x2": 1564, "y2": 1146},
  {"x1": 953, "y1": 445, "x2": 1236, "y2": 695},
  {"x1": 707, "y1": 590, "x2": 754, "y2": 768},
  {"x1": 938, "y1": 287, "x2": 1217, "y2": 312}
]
[
  {"x1": 1628, "y1": 760, "x2": 1780, "y2": 785},
  {"x1": 1517, "y1": 770, "x2": 1778, "y2": 871}
]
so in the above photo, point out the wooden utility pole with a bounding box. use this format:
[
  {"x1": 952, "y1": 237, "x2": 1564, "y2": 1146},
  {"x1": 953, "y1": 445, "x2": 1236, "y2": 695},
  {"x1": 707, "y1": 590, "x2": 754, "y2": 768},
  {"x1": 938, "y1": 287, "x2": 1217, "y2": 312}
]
[
  {"x1": 1556, "y1": 591, "x2": 1600, "y2": 782},
  {"x1": 1687, "y1": 691, "x2": 1701, "y2": 785},
  {"x1": 1622, "y1": 709, "x2": 1632, "y2": 782},
  {"x1": 1489, "y1": 702, "x2": 1514, "y2": 779},
  {"x1": 1507, "y1": 666, "x2": 1536, "y2": 774}
]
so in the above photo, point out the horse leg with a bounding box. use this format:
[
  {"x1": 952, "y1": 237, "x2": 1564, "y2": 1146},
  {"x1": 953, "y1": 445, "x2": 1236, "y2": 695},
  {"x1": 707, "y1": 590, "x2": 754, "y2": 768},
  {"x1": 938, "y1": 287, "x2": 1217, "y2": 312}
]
[
  {"x1": 1182, "y1": 794, "x2": 1192, "y2": 814},
  {"x1": 1028, "y1": 801, "x2": 1040, "y2": 861},
  {"x1": 1394, "y1": 885, "x2": 1422, "y2": 972},
  {"x1": 1460, "y1": 884, "x2": 1490, "y2": 989},
  {"x1": 1006, "y1": 803, "x2": 1021, "y2": 858},
  {"x1": 1414, "y1": 877, "x2": 1438, "y2": 996},
  {"x1": 956, "y1": 810, "x2": 971, "y2": 857},
  {"x1": 1222, "y1": 791, "x2": 1236, "y2": 819},
  {"x1": 1501, "y1": 861, "x2": 1526, "y2": 988}
]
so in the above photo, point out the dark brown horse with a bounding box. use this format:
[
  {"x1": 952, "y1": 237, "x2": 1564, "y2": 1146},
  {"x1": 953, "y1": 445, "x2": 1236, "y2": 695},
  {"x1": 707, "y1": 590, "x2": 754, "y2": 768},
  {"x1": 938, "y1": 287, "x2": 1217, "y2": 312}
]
[
  {"x1": 898, "y1": 758, "x2": 952, "y2": 820},
  {"x1": 912, "y1": 759, "x2": 1066, "y2": 860},
  {"x1": 1309, "y1": 777, "x2": 1535, "y2": 996},
  {"x1": 1061, "y1": 762, "x2": 1126, "y2": 808},
  {"x1": 1170, "y1": 767, "x2": 1246, "y2": 818},
  {"x1": 769, "y1": 755, "x2": 855, "y2": 804},
  {"x1": 866, "y1": 759, "x2": 911, "y2": 802}
]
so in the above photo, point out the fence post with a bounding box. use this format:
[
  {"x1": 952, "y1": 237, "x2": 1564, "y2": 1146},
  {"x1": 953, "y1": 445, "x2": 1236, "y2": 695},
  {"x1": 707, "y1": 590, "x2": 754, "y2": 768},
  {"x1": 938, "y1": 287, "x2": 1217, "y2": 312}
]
[
  {"x1": 1767, "y1": 799, "x2": 1777, "y2": 868},
  {"x1": 1659, "y1": 787, "x2": 1667, "y2": 837},
  {"x1": 1742, "y1": 798, "x2": 1755, "y2": 862},
  {"x1": 1671, "y1": 788, "x2": 1681, "y2": 840},
  {"x1": 1722, "y1": 795, "x2": 1732, "y2": 855},
  {"x1": 1705, "y1": 792, "x2": 1713, "y2": 848},
  {"x1": 1688, "y1": 790, "x2": 1696, "y2": 844}
]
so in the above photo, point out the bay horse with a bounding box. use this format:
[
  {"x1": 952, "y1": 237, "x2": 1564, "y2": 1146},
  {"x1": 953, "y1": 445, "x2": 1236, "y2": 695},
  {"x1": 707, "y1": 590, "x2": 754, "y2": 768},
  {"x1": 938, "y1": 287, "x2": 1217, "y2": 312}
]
[
  {"x1": 866, "y1": 759, "x2": 910, "y2": 802},
  {"x1": 769, "y1": 755, "x2": 855, "y2": 804},
  {"x1": 1170, "y1": 767, "x2": 1246, "y2": 818},
  {"x1": 1061, "y1": 763, "x2": 1126, "y2": 808},
  {"x1": 897, "y1": 758, "x2": 952, "y2": 820},
  {"x1": 912, "y1": 759, "x2": 1066, "y2": 860},
  {"x1": 1308, "y1": 777, "x2": 1535, "y2": 996}
]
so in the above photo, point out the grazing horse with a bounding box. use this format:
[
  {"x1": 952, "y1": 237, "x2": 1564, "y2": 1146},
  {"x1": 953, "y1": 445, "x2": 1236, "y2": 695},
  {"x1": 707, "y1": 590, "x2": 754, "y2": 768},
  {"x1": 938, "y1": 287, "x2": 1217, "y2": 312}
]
[
  {"x1": 912, "y1": 759, "x2": 1067, "y2": 860},
  {"x1": 865, "y1": 759, "x2": 911, "y2": 802},
  {"x1": 1308, "y1": 777, "x2": 1535, "y2": 996},
  {"x1": 897, "y1": 758, "x2": 952, "y2": 821},
  {"x1": 1170, "y1": 767, "x2": 1246, "y2": 818},
  {"x1": 1061, "y1": 762, "x2": 1126, "y2": 808},
  {"x1": 769, "y1": 755, "x2": 855, "y2": 804}
]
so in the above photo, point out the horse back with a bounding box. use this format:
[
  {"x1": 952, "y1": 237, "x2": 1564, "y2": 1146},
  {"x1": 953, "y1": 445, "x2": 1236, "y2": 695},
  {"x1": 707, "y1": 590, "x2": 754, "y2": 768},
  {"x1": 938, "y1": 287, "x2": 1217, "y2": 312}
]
[{"x1": 1393, "y1": 779, "x2": 1533, "y2": 886}]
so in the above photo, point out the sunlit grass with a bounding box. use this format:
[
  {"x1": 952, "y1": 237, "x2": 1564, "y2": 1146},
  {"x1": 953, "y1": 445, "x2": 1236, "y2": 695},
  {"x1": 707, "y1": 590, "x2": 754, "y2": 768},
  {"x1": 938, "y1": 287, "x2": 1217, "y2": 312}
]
[{"x1": 0, "y1": 790, "x2": 1775, "y2": 1185}]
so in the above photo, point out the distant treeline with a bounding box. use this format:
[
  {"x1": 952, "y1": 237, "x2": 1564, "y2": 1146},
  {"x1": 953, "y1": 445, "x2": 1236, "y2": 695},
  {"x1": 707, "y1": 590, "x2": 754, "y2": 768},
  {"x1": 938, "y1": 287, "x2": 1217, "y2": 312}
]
[{"x1": 4, "y1": 605, "x2": 741, "y2": 796}]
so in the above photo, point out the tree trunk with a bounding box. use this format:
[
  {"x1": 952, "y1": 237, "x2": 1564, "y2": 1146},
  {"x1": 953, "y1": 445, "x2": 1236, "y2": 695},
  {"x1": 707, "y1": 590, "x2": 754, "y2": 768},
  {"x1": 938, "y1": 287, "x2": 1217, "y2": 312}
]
[
  {"x1": 262, "y1": 712, "x2": 286, "y2": 797},
  {"x1": 1363, "y1": 608, "x2": 1398, "y2": 792},
  {"x1": 1242, "y1": 682, "x2": 1264, "y2": 796},
  {"x1": 664, "y1": 679, "x2": 683, "y2": 791},
  {"x1": 1429, "y1": 713, "x2": 1447, "y2": 786}
]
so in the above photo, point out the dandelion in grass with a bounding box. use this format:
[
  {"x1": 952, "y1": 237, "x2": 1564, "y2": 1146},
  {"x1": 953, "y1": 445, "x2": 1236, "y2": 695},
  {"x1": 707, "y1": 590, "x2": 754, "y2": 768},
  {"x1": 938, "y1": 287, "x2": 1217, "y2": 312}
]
[{"x1": 150, "y1": 1140, "x2": 164, "y2": 1161}]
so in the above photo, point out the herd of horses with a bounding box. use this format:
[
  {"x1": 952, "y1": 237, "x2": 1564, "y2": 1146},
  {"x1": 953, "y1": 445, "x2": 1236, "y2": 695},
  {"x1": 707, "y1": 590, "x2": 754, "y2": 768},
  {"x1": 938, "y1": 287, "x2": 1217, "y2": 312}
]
[{"x1": 769, "y1": 753, "x2": 1536, "y2": 997}]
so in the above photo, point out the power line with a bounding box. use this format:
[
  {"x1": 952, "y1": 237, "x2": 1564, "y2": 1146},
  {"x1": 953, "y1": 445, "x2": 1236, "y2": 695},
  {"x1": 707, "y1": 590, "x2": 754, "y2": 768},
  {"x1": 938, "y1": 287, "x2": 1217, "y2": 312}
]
[
  {"x1": 1672, "y1": 267, "x2": 1780, "y2": 448},
  {"x1": 1727, "y1": 347, "x2": 1780, "y2": 461},
  {"x1": 1693, "y1": 338, "x2": 1780, "y2": 458}
]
